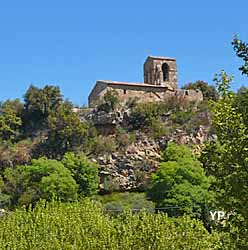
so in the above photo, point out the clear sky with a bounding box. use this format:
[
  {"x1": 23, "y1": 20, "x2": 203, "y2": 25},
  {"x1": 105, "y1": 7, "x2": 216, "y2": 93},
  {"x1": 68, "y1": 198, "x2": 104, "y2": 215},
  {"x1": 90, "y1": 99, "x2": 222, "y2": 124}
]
[{"x1": 0, "y1": 0, "x2": 247, "y2": 106}]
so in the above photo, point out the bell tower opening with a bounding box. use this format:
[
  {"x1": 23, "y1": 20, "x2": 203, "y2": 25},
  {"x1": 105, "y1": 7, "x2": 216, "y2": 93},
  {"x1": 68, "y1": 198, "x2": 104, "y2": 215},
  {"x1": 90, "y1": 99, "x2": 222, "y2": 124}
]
[
  {"x1": 143, "y1": 56, "x2": 178, "y2": 89},
  {"x1": 162, "y1": 63, "x2": 169, "y2": 81}
]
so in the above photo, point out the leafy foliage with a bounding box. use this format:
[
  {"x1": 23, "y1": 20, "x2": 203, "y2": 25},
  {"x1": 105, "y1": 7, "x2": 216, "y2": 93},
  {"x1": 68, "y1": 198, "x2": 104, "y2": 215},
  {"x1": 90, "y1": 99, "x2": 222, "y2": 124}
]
[
  {"x1": 97, "y1": 192, "x2": 155, "y2": 214},
  {"x1": 0, "y1": 200, "x2": 232, "y2": 249},
  {"x1": 182, "y1": 80, "x2": 219, "y2": 101},
  {"x1": 232, "y1": 36, "x2": 248, "y2": 76},
  {"x1": 129, "y1": 102, "x2": 169, "y2": 129},
  {"x1": 201, "y1": 71, "x2": 248, "y2": 247},
  {"x1": 43, "y1": 101, "x2": 88, "y2": 158},
  {"x1": 3, "y1": 158, "x2": 78, "y2": 206},
  {"x1": 23, "y1": 85, "x2": 63, "y2": 132},
  {"x1": 62, "y1": 152, "x2": 99, "y2": 196},
  {"x1": 0, "y1": 100, "x2": 22, "y2": 141},
  {"x1": 147, "y1": 143, "x2": 214, "y2": 219}
]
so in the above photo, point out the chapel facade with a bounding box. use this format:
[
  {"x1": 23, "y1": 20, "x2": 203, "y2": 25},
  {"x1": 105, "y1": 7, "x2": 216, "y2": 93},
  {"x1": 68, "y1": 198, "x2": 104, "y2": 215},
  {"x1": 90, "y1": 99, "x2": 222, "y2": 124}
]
[{"x1": 88, "y1": 56, "x2": 202, "y2": 107}]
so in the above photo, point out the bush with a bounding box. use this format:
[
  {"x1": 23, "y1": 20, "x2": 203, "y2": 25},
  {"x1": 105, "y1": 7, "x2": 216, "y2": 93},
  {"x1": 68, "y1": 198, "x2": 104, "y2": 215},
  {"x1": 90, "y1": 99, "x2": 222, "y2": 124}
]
[
  {"x1": 102, "y1": 176, "x2": 120, "y2": 193},
  {"x1": 129, "y1": 102, "x2": 169, "y2": 129},
  {"x1": 115, "y1": 127, "x2": 136, "y2": 149},
  {"x1": 98, "y1": 89, "x2": 120, "y2": 112},
  {"x1": 3, "y1": 158, "x2": 78, "y2": 207},
  {"x1": 62, "y1": 152, "x2": 99, "y2": 197},
  {"x1": 170, "y1": 110, "x2": 194, "y2": 125},
  {"x1": 0, "y1": 200, "x2": 233, "y2": 249},
  {"x1": 97, "y1": 192, "x2": 155, "y2": 214},
  {"x1": 147, "y1": 143, "x2": 215, "y2": 220}
]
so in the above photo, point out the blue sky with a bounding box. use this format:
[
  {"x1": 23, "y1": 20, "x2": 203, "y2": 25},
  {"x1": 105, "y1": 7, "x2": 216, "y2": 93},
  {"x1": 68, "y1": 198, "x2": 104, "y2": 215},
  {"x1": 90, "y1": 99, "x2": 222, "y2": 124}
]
[{"x1": 0, "y1": 0, "x2": 247, "y2": 106}]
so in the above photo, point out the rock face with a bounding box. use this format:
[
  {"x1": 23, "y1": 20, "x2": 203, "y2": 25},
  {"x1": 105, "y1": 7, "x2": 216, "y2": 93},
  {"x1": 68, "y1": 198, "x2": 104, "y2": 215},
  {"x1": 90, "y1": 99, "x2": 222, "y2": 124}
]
[
  {"x1": 83, "y1": 107, "x2": 215, "y2": 192},
  {"x1": 90, "y1": 134, "x2": 163, "y2": 191}
]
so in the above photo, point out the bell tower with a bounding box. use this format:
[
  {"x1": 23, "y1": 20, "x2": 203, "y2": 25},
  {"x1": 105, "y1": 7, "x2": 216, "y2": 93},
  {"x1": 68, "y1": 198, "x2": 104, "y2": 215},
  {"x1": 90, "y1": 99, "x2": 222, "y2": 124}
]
[{"x1": 144, "y1": 56, "x2": 178, "y2": 89}]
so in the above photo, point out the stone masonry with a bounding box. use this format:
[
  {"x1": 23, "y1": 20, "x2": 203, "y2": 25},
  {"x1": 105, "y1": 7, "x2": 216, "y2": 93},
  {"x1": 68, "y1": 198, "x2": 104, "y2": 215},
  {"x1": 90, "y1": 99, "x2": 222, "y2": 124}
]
[{"x1": 88, "y1": 56, "x2": 203, "y2": 107}]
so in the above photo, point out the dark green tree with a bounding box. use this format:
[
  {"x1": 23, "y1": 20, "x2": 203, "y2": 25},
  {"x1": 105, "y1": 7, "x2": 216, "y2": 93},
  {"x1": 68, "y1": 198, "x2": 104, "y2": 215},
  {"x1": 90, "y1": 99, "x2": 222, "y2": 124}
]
[
  {"x1": 43, "y1": 101, "x2": 88, "y2": 158},
  {"x1": 182, "y1": 80, "x2": 219, "y2": 101},
  {"x1": 23, "y1": 85, "x2": 63, "y2": 132}
]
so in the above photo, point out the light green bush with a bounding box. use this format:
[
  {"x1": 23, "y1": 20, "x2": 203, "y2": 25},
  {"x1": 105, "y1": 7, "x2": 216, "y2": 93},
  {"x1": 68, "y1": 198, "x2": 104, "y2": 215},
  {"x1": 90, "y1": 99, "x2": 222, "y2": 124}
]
[{"x1": 0, "y1": 200, "x2": 233, "y2": 249}]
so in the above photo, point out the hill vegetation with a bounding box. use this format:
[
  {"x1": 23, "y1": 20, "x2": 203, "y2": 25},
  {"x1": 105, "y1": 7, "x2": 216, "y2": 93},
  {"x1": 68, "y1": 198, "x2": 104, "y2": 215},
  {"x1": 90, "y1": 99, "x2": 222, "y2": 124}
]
[{"x1": 0, "y1": 37, "x2": 248, "y2": 248}]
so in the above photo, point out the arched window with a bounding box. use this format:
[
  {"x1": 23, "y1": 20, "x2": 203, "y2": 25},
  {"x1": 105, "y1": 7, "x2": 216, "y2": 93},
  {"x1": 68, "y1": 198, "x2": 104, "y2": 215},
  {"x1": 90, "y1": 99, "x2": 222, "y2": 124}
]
[{"x1": 162, "y1": 63, "x2": 169, "y2": 81}]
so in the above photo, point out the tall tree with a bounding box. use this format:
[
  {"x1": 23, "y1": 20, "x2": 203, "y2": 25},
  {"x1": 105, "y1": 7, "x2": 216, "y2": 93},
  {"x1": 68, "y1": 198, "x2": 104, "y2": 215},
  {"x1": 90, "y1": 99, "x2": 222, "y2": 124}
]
[
  {"x1": 42, "y1": 101, "x2": 88, "y2": 158},
  {"x1": 23, "y1": 85, "x2": 63, "y2": 132},
  {"x1": 201, "y1": 70, "x2": 248, "y2": 248}
]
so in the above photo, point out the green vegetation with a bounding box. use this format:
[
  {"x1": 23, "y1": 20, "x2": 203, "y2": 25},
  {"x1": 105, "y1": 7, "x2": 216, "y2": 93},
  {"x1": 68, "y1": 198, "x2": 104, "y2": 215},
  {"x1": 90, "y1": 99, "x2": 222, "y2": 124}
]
[
  {"x1": 96, "y1": 192, "x2": 155, "y2": 213},
  {"x1": 98, "y1": 89, "x2": 120, "y2": 112},
  {"x1": 1, "y1": 37, "x2": 248, "y2": 248},
  {"x1": 0, "y1": 200, "x2": 232, "y2": 250},
  {"x1": 182, "y1": 80, "x2": 219, "y2": 101},
  {"x1": 195, "y1": 36, "x2": 248, "y2": 248},
  {"x1": 2, "y1": 155, "x2": 99, "y2": 208},
  {"x1": 0, "y1": 100, "x2": 22, "y2": 141},
  {"x1": 147, "y1": 143, "x2": 214, "y2": 219},
  {"x1": 62, "y1": 152, "x2": 99, "y2": 196},
  {"x1": 201, "y1": 70, "x2": 248, "y2": 247}
]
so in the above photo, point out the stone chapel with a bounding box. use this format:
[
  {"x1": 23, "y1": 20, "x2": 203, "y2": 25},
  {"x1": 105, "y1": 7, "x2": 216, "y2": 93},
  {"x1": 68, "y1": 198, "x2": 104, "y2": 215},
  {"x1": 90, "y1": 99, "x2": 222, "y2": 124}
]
[{"x1": 88, "y1": 56, "x2": 203, "y2": 107}]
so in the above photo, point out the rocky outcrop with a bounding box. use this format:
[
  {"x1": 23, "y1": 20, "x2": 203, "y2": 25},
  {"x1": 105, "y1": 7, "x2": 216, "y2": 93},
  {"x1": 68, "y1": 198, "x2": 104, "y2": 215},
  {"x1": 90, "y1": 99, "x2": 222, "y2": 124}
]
[
  {"x1": 90, "y1": 134, "x2": 163, "y2": 191},
  {"x1": 83, "y1": 107, "x2": 215, "y2": 192}
]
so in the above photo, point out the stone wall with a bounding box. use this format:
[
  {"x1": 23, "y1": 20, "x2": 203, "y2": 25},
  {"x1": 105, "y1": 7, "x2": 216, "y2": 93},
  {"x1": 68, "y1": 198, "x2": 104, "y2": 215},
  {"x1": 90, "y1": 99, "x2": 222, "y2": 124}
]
[
  {"x1": 174, "y1": 89, "x2": 203, "y2": 105},
  {"x1": 88, "y1": 56, "x2": 203, "y2": 108},
  {"x1": 88, "y1": 80, "x2": 203, "y2": 108},
  {"x1": 88, "y1": 81, "x2": 171, "y2": 107}
]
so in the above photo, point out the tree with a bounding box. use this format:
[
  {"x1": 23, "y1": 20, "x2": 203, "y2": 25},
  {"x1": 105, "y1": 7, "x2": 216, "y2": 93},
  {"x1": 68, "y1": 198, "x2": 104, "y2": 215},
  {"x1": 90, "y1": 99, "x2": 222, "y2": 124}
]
[
  {"x1": 232, "y1": 36, "x2": 248, "y2": 76},
  {"x1": 201, "y1": 70, "x2": 248, "y2": 247},
  {"x1": 98, "y1": 89, "x2": 120, "y2": 112},
  {"x1": 233, "y1": 86, "x2": 248, "y2": 126},
  {"x1": 3, "y1": 158, "x2": 78, "y2": 206},
  {"x1": 0, "y1": 100, "x2": 22, "y2": 141},
  {"x1": 23, "y1": 85, "x2": 63, "y2": 132},
  {"x1": 62, "y1": 152, "x2": 99, "y2": 196},
  {"x1": 42, "y1": 101, "x2": 88, "y2": 158},
  {"x1": 147, "y1": 142, "x2": 214, "y2": 219},
  {"x1": 182, "y1": 80, "x2": 219, "y2": 101}
]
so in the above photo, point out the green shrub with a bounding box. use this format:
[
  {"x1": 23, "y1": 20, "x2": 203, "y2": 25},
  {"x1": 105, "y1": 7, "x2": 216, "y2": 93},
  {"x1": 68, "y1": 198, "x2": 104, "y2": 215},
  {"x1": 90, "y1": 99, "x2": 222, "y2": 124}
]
[
  {"x1": 98, "y1": 89, "x2": 120, "y2": 112},
  {"x1": 115, "y1": 127, "x2": 136, "y2": 149},
  {"x1": 97, "y1": 192, "x2": 155, "y2": 214},
  {"x1": 3, "y1": 158, "x2": 78, "y2": 207},
  {"x1": 170, "y1": 110, "x2": 194, "y2": 125},
  {"x1": 102, "y1": 176, "x2": 120, "y2": 193},
  {"x1": 129, "y1": 102, "x2": 169, "y2": 129},
  {"x1": 62, "y1": 152, "x2": 99, "y2": 197},
  {"x1": 0, "y1": 200, "x2": 233, "y2": 249},
  {"x1": 91, "y1": 135, "x2": 117, "y2": 155},
  {"x1": 148, "y1": 143, "x2": 215, "y2": 219}
]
